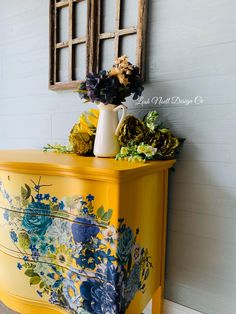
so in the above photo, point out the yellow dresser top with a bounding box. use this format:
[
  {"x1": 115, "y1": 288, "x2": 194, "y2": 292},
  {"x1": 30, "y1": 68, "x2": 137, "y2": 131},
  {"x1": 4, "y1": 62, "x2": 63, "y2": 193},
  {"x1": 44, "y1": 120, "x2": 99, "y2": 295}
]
[{"x1": 0, "y1": 150, "x2": 175, "y2": 182}]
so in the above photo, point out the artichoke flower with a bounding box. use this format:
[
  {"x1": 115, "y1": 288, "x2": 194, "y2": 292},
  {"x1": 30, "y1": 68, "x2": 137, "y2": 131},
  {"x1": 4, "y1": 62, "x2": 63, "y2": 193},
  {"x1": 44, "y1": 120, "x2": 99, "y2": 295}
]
[
  {"x1": 69, "y1": 131, "x2": 94, "y2": 155},
  {"x1": 69, "y1": 109, "x2": 99, "y2": 155},
  {"x1": 147, "y1": 128, "x2": 184, "y2": 160},
  {"x1": 117, "y1": 111, "x2": 184, "y2": 161},
  {"x1": 117, "y1": 115, "x2": 147, "y2": 146},
  {"x1": 69, "y1": 126, "x2": 94, "y2": 156}
]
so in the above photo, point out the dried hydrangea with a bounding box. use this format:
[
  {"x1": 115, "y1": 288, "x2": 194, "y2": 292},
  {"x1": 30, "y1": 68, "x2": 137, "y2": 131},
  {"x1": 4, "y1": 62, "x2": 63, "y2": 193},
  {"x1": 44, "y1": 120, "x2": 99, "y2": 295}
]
[
  {"x1": 76, "y1": 56, "x2": 144, "y2": 105},
  {"x1": 109, "y1": 55, "x2": 134, "y2": 86}
]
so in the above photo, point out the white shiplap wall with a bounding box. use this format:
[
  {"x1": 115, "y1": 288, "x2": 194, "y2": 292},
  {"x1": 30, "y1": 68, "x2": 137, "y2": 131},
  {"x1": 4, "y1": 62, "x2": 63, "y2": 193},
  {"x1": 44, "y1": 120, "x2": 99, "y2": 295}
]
[{"x1": 0, "y1": 1, "x2": 236, "y2": 314}]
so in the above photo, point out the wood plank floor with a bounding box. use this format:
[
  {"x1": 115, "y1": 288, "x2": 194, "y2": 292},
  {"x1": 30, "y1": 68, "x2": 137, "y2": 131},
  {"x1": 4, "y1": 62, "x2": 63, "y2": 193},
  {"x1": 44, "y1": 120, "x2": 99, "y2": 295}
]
[{"x1": 0, "y1": 302, "x2": 18, "y2": 314}]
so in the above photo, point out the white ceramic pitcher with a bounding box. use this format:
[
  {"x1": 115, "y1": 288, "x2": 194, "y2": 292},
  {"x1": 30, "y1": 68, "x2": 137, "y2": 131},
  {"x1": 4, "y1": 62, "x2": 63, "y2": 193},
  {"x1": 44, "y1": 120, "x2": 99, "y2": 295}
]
[{"x1": 93, "y1": 103, "x2": 127, "y2": 158}]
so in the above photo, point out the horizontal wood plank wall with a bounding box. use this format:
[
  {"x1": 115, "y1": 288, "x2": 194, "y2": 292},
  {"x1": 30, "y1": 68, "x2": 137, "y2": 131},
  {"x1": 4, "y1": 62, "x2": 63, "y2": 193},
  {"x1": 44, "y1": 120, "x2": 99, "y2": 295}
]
[
  {"x1": 0, "y1": 1, "x2": 236, "y2": 314},
  {"x1": 128, "y1": 1, "x2": 236, "y2": 314}
]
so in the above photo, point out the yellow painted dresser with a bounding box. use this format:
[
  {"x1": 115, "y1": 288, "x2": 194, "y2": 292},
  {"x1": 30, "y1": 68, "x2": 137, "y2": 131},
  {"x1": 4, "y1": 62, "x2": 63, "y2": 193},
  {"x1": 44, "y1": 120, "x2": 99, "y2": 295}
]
[{"x1": 0, "y1": 150, "x2": 175, "y2": 314}]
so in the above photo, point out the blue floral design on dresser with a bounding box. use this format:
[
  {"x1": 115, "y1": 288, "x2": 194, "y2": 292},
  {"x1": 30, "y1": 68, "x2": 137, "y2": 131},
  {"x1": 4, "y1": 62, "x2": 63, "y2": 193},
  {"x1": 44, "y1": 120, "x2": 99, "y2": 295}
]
[
  {"x1": 0, "y1": 177, "x2": 152, "y2": 314},
  {"x1": 22, "y1": 202, "x2": 53, "y2": 236}
]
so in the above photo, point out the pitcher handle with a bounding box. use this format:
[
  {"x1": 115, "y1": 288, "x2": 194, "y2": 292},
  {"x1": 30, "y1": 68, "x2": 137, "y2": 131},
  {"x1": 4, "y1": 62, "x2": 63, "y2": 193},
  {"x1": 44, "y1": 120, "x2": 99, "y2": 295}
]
[{"x1": 114, "y1": 104, "x2": 127, "y2": 136}]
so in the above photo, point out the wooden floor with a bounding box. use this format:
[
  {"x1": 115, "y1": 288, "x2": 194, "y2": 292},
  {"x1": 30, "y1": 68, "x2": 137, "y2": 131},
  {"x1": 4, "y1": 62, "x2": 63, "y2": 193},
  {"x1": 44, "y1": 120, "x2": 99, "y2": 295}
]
[
  {"x1": 0, "y1": 301, "x2": 152, "y2": 314},
  {"x1": 0, "y1": 301, "x2": 154, "y2": 314},
  {"x1": 0, "y1": 302, "x2": 18, "y2": 314},
  {"x1": 0, "y1": 301, "x2": 151, "y2": 314},
  {"x1": 0, "y1": 300, "x2": 202, "y2": 314}
]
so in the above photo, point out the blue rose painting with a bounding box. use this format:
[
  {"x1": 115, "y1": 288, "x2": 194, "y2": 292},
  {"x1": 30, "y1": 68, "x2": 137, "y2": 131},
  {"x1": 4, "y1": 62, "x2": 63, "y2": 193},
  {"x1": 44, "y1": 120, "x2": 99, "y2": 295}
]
[
  {"x1": 22, "y1": 202, "x2": 53, "y2": 236},
  {"x1": 0, "y1": 178, "x2": 152, "y2": 314}
]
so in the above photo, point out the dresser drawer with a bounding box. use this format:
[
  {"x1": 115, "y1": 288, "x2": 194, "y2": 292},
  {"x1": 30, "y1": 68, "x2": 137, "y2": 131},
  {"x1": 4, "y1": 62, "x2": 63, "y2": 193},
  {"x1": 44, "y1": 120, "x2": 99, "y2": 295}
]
[
  {"x1": 0, "y1": 170, "x2": 162, "y2": 314},
  {"x1": 0, "y1": 151, "x2": 174, "y2": 314}
]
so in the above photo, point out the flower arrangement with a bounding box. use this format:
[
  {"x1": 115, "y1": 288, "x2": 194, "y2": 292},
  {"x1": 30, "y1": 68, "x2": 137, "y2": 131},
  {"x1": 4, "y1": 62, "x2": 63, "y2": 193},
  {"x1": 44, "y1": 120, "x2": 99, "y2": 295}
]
[
  {"x1": 44, "y1": 109, "x2": 184, "y2": 162},
  {"x1": 117, "y1": 144, "x2": 158, "y2": 162},
  {"x1": 44, "y1": 108, "x2": 99, "y2": 155},
  {"x1": 116, "y1": 111, "x2": 185, "y2": 162},
  {"x1": 68, "y1": 109, "x2": 99, "y2": 155},
  {"x1": 0, "y1": 178, "x2": 152, "y2": 314},
  {"x1": 77, "y1": 55, "x2": 144, "y2": 105},
  {"x1": 43, "y1": 54, "x2": 184, "y2": 161}
]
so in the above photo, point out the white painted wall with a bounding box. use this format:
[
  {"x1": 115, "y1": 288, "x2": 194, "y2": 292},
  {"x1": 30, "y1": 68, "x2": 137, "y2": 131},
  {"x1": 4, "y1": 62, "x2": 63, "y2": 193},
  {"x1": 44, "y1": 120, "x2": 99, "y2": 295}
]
[{"x1": 0, "y1": 1, "x2": 236, "y2": 314}]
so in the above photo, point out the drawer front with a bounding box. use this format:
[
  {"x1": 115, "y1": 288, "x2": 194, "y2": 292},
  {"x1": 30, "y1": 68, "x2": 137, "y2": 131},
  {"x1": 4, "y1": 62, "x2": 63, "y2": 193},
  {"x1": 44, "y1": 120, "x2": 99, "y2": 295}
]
[{"x1": 0, "y1": 171, "x2": 155, "y2": 314}]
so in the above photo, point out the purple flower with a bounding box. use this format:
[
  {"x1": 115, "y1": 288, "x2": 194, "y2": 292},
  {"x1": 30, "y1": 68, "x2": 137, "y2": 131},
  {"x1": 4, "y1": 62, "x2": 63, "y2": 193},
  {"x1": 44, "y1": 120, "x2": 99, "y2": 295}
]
[
  {"x1": 34, "y1": 185, "x2": 40, "y2": 192},
  {"x1": 77, "y1": 61, "x2": 144, "y2": 106}
]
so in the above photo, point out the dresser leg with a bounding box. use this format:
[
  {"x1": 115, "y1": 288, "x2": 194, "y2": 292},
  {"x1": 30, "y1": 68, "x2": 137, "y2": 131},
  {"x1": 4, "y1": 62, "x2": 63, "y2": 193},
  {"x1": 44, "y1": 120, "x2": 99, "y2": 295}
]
[{"x1": 152, "y1": 286, "x2": 163, "y2": 314}]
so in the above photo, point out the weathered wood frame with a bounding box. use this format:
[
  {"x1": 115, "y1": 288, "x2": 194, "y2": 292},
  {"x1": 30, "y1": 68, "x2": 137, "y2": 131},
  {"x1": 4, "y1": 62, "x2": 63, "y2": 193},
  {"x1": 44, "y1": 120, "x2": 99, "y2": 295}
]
[
  {"x1": 49, "y1": 0, "x2": 148, "y2": 90},
  {"x1": 95, "y1": 0, "x2": 148, "y2": 75},
  {"x1": 49, "y1": 0, "x2": 90, "y2": 90}
]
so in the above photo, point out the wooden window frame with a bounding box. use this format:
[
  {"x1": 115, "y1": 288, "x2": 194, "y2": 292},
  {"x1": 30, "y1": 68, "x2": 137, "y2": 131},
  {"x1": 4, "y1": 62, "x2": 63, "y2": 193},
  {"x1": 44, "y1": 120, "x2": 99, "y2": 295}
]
[
  {"x1": 49, "y1": 0, "x2": 91, "y2": 90},
  {"x1": 95, "y1": 0, "x2": 148, "y2": 75},
  {"x1": 49, "y1": 0, "x2": 147, "y2": 90}
]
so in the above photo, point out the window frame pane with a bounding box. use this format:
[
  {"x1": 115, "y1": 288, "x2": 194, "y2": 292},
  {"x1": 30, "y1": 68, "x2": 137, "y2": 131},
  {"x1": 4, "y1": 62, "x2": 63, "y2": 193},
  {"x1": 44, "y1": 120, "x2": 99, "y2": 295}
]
[{"x1": 49, "y1": 0, "x2": 147, "y2": 90}]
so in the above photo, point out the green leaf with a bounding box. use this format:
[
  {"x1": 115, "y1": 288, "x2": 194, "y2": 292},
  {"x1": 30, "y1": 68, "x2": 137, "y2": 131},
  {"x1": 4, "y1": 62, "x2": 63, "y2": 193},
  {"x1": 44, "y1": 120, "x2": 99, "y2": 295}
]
[
  {"x1": 143, "y1": 111, "x2": 159, "y2": 131},
  {"x1": 24, "y1": 184, "x2": 31, "y2": 199},
  {"x1": 30, "y1": 276, "x2": 41, "y2": 286},
  {"x1": 22, "y1": 199, "x2": 29, "y2": 207},
  {"x1": 21, "y1": 184, "x2": 31, "y2": 200},
  {"x1": 39, "y1": 281, "x2": 44, "y2": 289},
  {"x1": 21, "y1": 186, "x2": 27, "y2": 200},
  {"x1": 127, "y1": 254, "x2": 132, "y2": 272},
  {"x1": 19, "y1": 232, "x2": 30, "y2": 250},
  {"x1": 43, "y1": 144, "x2": 73, "y2": 154},
  {"x1": 97, "y1": 206, "x2": 105, "y2": 219},
  {"x1": 52, "y1": 205, "x2": 59, "y2": 211},
  {"x1": 102, "y1": 209, "x2": 113, "y2": 222},
  {"x1": 25, "y1": 269, "x2": 38, "y2": 277}
]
